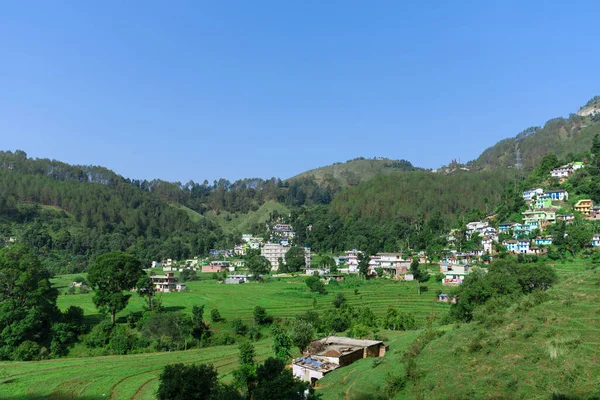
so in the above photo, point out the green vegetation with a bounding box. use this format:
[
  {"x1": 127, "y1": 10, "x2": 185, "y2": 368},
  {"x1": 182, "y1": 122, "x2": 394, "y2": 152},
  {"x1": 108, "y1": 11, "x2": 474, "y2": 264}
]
[
  {"x1": 412, "y1": 264, "x2": 600, "y2": 399},
  {"x1": 290, "y1": 157, "x2": 417, "y2": 187},
  {"x1": 471, "y1": 99, "x2": 600, "y2": 171}
]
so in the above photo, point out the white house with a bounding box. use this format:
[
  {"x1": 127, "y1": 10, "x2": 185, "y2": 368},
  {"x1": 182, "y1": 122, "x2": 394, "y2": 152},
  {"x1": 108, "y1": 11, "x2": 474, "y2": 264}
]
[
  {"x1": 440, "y1": 264, "x2": 471, "y2": 285},
  {"x1": 466, "y1": 221, "x2": 490, "y2": 236},
  {"x1": 551, "y1": 166, "x2": 572, "y2": 178},
  {"x1": 522, "y1": 188, "x2": 544, "y2": 201},
  {"x1": 593, "y1": 234, "x2": 600, "y2": 247}
]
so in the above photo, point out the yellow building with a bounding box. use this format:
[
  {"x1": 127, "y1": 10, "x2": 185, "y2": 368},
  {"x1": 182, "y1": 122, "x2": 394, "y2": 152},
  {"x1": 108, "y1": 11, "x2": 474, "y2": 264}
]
[{"x1": 575, "y1": 199, "x2": 593, "y2": 216}]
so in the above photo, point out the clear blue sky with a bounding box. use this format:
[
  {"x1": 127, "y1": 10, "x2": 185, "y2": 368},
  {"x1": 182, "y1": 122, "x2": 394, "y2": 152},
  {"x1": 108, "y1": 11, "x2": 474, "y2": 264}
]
[{"x1": 1, "y1": 1, "x2": 599, "y2": 183}]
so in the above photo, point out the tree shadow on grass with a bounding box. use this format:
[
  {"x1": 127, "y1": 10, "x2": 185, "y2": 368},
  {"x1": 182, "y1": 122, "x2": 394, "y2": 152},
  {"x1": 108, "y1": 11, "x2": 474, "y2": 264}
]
[
  {"x1": 161, "y1": 306, "x2": 185, "y2": 313},
  {"x1": 2, "y1": 395, "x2": 102, "y2": 400}
]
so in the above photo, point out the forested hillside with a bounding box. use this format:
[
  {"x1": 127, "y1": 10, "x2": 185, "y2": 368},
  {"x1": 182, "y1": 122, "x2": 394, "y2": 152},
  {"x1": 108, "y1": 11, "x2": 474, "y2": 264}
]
[
  {"x1": 289, "y1": 157, "x2": 417, "y2": 187},
  {"x1": 290, "y1": 169, "x2": 517, "y2": 255},
  {"x1": 470, "y1": 97, "x2": 600, "y2": 170}
]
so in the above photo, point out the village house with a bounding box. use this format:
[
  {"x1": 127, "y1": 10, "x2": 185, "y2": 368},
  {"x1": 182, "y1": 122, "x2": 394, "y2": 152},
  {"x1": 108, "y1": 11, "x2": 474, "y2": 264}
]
[
  {"x1": 292, "y1": 337, "x2": 387, "y2": 385},
  {"x1": 575, "y1": 199, "x2": 594, "y2": 216},
  {"x1": 517, "y1": 239, "x2": 530, "y2": 254},
  {"x1": 261, "y1": 243, "x2": 311, "y2": 271},
  {"x1": 546, "y1": 189, "x2": 569, "y2": 201},
  {"x1": 551, "y1": 165, "x2": 573, "y2": 179},
  {"x1": 482, "y1": 235, "x2": 496, "y2": 254},
  {"x1": 534, "y1": 236, "x2": 553, "y2": 246},
  {"x1": 440, "y1": 264, "x2": 471, "y2": 285},
  {"x1": 241, "y1": 234, "x2": 253, "y2": 242},
  {"x1": 533, "y1": 194, "x2": 553, "y2": 209},
  {"x1": 202, "y1": 261, "x2": 230, "y2": 273},
  {"x1": 341, "y1": 250, "x2": 361, "y2": 273},
  {"x1": 522, "y1": 188, "x2": 544, "y2": 201},
  {"x1": 466, "y1": 221, "x2": 490, "y2": 237},
  {"x1": 587, "y1": 206, "x2": 600, "y2": 221},
  {"x1": 522, "y1": 209, "x2": 556, "y2": 231},
  {"x1": 210, "y1": 249, "x2": 232, "y2": 257},
  {"x1": 149, "y1": 272, "x2": 186, "y2": 292},
  {"x1": 592, "y1": 234, "x2": 600, "y2": 247},
  {"x1": 370, "y1": 253, "x2": 411, "y2": 276},
  {"x1": 556, "y1": 214, "x2": 575, "y2": 223},
  {"x1": 499, "y1": 222, "x2": 518, "y2": 233},
  {"x1": 272, "y1": 224, "x2": 296, "y2": 239},
  {"x1": 503, "y1": 239, "x2": 518, "y2": 253},
  {"x1": 234, "y1": 244, "x2": 245, "y2": 256},
  {"x1": 224, "y1": 274, "x2": 251, "y2": 284}
]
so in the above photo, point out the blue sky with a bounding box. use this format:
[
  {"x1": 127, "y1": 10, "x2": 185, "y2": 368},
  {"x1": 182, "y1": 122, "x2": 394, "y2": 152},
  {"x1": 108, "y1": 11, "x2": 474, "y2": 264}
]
[{"x1": 1, "y1": 1, "x2": 599, "y2": 183}]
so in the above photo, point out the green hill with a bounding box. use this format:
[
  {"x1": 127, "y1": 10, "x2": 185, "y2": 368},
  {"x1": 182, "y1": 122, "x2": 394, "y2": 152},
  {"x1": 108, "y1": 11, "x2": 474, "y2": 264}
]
[
  {"x1": 289, "y1": 157, "x2": 418, "y2": 187},
  {"x1": 203, "y1": 200, "x2": 291, "y2": 235},
  {"x1": 408, "y1": 263, "x2": 600, "y2": 399},
  {"x1": 470, "y1": 97, "x2": 600, "y2": 171}
]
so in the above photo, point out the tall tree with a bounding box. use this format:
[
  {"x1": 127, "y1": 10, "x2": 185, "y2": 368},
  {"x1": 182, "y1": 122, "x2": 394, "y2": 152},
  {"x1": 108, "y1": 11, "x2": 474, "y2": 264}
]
[
  {"x1": 0, "y1": 245, "x2": 59, "y2": 360},
  {"x1": 284, "y1": 247, "x2": 306, "y2": 273},
  {"x1": 409, "y1": 257, "x2": 429, "y2": 295},
  {"x1": 247, "y1": 255, "x2": 272, "y2": 279},
  {"x1": 137, "y1": 274, "x2": 156, "y2": 311},
  {"x1": 358, "y1": 252, "x2": 370, "y2": 279},
  {"x1": 88, "y1": 251, "x2": 144, "y2": 325}
]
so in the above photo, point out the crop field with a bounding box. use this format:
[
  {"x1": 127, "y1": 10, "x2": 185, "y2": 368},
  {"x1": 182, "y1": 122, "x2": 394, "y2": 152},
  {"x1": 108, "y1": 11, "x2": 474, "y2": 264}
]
[
  {"x1": 53, "y1": 273, "x2": 450, "y2": 329},
  {"x1": 0, "y1": 338, "x2": 274, "y2": 400}
]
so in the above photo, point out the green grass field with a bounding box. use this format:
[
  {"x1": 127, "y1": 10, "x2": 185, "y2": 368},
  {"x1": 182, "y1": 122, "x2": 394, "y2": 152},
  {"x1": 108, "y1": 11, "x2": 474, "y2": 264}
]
[
  {"x1": 6, "y1": 261, "x2": 590, "y2": 399},
  {"x1": 53, "y1": 274, "x2": 450, "y2": 331},
  {"x1": 411, "y1": 263, "x2": 600, "y2": 399},
  {"x1": 0, "y1": 338, "x2": 275, "y2": 400}
]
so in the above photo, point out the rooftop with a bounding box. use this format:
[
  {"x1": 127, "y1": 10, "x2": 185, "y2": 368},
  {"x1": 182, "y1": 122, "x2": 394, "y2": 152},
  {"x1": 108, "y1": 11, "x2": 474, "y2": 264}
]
[{"x1": 292, "y1": 355, "x2": 339, "y2": 373}]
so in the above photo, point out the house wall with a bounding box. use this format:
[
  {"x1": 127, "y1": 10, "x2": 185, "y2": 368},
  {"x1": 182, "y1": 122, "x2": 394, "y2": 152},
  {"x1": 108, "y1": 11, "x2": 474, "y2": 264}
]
[
  {"x1": 338, "y1": 349, "x2": 365, "y2": 367},
  {"x1": 202, "y1": 265, "x2": 226, "y2": 273},
  {"x1": 292, "y1": 364, "x2": 325, "y2": 383}
]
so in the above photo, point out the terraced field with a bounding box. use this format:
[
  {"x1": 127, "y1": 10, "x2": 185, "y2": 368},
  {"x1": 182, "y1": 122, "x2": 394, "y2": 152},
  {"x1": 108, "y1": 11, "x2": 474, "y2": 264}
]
[
  {"x1": 54, "y1": 274, "x2": 450, "y2": 329},
  {"x1": 0, "y1": 339, "x2": 274, "y2": 400}
]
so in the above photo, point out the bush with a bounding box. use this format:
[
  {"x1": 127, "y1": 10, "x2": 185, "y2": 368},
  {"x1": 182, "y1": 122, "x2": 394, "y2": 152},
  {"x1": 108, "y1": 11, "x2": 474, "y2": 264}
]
[
  {"x1": 332, "y1": 293, "x2": 347, "y2": 309},
  {"x1": 305, "y1": 276, "x2": 327, "y2": 294},
  {"x1": 157, "y1": 363, "x2": 221, "y2": 400},
  {"x1": 13, "y1": 341, "x2": 41, "y2": 361},
  {"x1": 233, "y1": 318, "x2": 248, "y2": 335},
  {"x1": 254, "y1": 306, "x2": 273, "y2": 325},
  {"x1": 84, "y1": 319, "x2": 113, "y2": 348},
  {"x1": 210, "y1": 308, "x2": 224, "y2": 322}
]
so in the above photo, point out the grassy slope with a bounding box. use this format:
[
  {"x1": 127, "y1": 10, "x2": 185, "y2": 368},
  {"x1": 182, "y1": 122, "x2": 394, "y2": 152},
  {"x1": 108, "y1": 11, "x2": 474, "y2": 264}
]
[
  {"x1": 0, "y1": 338, "x2": 274, "y2": 400},
  {"x1": 411, "y1": 262, "x2": 600, "y2": 399},
  {"x1": 316, "y1": 330, "x2": 421, "y2": 400},
  {"x1": 202, "y1": 200, "x2": 290, "y2": 234},
  {"x1": 289, "y1": 158, "x2": 416, "y2": 186},
  {"x1": 168, "y1": 203, "x2": 204, "y2": 223}
]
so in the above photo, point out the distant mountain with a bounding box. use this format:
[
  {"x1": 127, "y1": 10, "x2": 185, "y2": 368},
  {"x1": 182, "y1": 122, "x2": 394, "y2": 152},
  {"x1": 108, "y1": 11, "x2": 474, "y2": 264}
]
[
  {"x1": 469, "y1": 97, "x2": 600, "y2": 171},
  {"x1": 288, "y1": 157, "x2": 418, "y2": 187}
]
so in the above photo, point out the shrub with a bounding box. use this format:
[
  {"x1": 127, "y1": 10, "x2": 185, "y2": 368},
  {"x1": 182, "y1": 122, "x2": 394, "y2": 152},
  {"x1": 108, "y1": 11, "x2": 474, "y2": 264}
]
[
  {"x1": 233, "y1": 318, "x2": 248, "y2": 335},
  {"x1": 13, "y1": 341, "x2": 41, "y2": 361},
  {"x1": 210, "y1": 308, "x2": 224, "y2": 322},
  {"x1": 332, "y1": 293, "x2": 347, "y2": 309},
  {"x1": 254, "y1": 306, "x2": 273, "y2": 325}
]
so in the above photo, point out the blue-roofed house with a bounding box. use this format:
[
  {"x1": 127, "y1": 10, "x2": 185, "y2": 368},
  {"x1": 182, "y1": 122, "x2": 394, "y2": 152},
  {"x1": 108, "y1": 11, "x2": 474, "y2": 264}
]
[
  {"x1": 547, "y1": 189, "x2": 569, "y2": 201},
  {"x1": 534, "y1": 236, "x2": 553, "y2": 246}
]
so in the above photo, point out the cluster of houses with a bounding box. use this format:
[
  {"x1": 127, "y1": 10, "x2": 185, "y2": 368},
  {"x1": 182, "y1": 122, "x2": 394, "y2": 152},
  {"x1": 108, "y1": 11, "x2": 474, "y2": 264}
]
[{"x1": 550, "y1": 162, "x2": 584, "y2": 181}]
